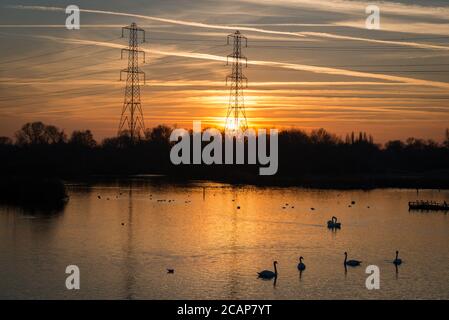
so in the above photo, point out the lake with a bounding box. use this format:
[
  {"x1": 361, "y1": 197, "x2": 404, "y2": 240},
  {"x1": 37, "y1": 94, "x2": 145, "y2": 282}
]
[{"x1": 1, "y1": 177, "x2": 448, "y2": 299}]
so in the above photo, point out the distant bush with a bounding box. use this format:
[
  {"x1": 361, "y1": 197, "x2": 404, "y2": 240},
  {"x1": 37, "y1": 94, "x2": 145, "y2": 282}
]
[{"x1": 0, "y1": 177, "x2": 68, "y2": 207}]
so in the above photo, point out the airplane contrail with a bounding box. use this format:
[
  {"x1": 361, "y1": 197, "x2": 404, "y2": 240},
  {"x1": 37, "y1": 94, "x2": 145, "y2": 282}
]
[
  {"x1": 33, "y1": 35, "x2": 449, "y2": 90},
  {"x1": 9, "y1": 5, "x2": 449, "y2": 51},
  {"x1": 300, "y1": 32, "x2": 449, "y2": 51},
  {"x1": 9, "y1": 5, "x2": 305, "y2": 38}
]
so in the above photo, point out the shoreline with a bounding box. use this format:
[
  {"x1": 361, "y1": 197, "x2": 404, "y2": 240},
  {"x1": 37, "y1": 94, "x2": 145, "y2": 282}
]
[{"x1": 64, "y1": 172, "x2": 449, "y2": 190}]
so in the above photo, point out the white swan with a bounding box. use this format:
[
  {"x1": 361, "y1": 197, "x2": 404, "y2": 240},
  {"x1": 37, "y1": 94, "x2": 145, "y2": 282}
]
[
  {"x1": 393, "y1": 251, "x2": 402, "y2": 265},
  {"x1": 297, "y1": 257, "x2": 306, "y2": 271},
  {"x1": 344, "y1": 252, "x2": 361, "y2": 267},
  {"x1": 258, "y1": 261, "x2": 278, "y2": 279}
]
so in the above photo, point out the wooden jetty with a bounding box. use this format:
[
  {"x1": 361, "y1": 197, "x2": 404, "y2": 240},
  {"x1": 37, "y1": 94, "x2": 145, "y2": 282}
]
[{"x1": 409, "y1": 200, "x2": 449, "y2": 211}]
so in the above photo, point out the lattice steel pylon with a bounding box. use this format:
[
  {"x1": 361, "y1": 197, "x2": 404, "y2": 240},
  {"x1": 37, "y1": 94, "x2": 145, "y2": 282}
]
[
  {"x1": 118, "y1": 22, "x2": 146, "y2": 140},
  {"x1": 225, "y1": 30, "x2": 248, "y2": 133}
]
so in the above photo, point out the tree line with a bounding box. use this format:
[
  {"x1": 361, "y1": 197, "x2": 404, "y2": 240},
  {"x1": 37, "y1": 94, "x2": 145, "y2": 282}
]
[{"x1": 1, "y1": 121, "x2": 449, "y2": 188}]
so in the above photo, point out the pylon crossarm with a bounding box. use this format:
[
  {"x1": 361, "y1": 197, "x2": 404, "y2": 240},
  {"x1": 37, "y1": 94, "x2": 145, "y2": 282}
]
[{"x1": 119, "y1": 69, "x2": 128, "y2": 81}]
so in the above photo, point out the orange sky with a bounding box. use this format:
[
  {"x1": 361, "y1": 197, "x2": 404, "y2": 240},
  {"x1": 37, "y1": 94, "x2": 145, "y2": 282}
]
[{"x1": 1, "y1": 0, "x2": 449, "y2": 143}]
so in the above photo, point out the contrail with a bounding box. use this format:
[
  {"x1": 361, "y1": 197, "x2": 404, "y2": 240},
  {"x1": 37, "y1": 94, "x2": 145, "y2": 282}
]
[
  {"x1": 300, "y1": 32, "x2": 449, "y2": 51},
  {"x1": 10, "y1": 5, "x2": 449, "y2": 51},
  {"x1": 34, "y1": 35, "x2": 449, "y2": 90},
  {"x1": 0, "y1": 78, "x2": 415, "y2": 88}
]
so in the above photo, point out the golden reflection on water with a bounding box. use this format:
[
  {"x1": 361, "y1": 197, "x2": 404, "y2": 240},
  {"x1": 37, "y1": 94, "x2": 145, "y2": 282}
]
[{"x1": 0, "y1": 179, "x2": 448, "y2": 299}]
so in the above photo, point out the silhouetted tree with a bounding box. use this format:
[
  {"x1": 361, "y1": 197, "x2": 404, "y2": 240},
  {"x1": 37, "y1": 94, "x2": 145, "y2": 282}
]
[
  {"x1": 279, "y1": 129, "x2": 310, "y2": 145},
  {"x1": 385, "y1": 140, "x2": 405, "y2": 152},
  {"x1": 69, "y1": 130, "x2": 96, "y2": 148},
  {"x1": 0, "y1": 136, "x2": 13, "y2": 145},
  {"x1": 2, "y1": 122, "x2": 449, "y2": 188},
  {"x1": 102, "y1": 135, "x2": 133, "y2": 149},
  {"x1": 445, "y1": 129, "x2": 449, "y2": 149},
  {"x1": 405, "y1": 137, "x2": 426, "y2": 150},
  {"x1": 145, "y1": 125, "x2": 172, "y2": 143},
  {"x1": 310, "y1": 128, "x2": 341, "y2": 145}
]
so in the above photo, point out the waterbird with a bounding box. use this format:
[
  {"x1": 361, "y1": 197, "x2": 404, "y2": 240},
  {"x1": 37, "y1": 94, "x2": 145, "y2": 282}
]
[
  {"x1": 297, "y1": 257, "x2": 306, "y2": 271},
  {"x1": 393, "y1": 251, "x2": 402, "y2": 265},
  {"x1": 167, "y1": 269, "x2": 174, "y2": 274},
  {"x1": 258, "y1": 261, "x2": 278, "y2": 279},
  {"x1": 97, "y1": 195, "x2": 101, "y2": 199},
  {"x1": 327, "y1": 216, "x2": 341, "y2": 229},
  {"x1": 344, "y1": 252, "x2": 361, "y2": 267}
]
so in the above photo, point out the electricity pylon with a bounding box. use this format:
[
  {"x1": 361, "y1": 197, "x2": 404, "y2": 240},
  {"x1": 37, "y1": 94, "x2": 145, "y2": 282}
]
[
  {"x1": 225, "y1": 30, "x2": 248, "y2": 133},
  {"x1": 118, "y1": 22, "x2": 146, "y2": 140}
]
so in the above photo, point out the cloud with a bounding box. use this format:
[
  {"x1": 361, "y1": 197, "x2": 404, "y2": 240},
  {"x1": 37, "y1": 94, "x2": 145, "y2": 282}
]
[
  {"x1": 9, "y1": 5, "x2": 306, "y2": 38},
  {"x1": 10, "y1": 5, "x2": 449, "y2": 51},
  {"x1": 31, "y1": 34, "x2": 449, "y2": 90},
  {"x1": 300, "y1": 31, "x2": 449, "y2": 51},
  {"x1": 238, "y1": 0, "x2": 449, "y2": 20}
]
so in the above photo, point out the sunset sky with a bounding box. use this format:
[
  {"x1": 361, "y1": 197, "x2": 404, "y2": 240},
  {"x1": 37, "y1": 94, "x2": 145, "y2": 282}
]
[{"x1": 1, "y1": 0, "x2": 449, "y2": 142}]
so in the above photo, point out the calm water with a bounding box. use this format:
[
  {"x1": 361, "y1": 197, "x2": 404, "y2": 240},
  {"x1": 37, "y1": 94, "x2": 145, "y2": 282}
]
[{"x1": 1, "y1": 178, "x2": 448, "y2": 300}]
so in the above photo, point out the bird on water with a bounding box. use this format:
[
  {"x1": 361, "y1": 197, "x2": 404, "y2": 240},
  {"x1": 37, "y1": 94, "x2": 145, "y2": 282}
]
[
  {"x1": 258, "y1": 261, "x2": 278, "y2": 279},
  {"x1": 344, "y1": 252, "x2": 361, "y2": 267}
]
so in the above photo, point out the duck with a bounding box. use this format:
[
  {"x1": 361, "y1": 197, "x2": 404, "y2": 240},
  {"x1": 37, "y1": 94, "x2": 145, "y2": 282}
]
[
  {"x1": 344, "y1": 252, "x2": 361, "y2": 267},
  {"x1": 258, "y1": 261, "x2": 278, "y2": 279},
  {"x1": 167, "y1": 269, "x2": 175, "y2": 274},
  {"x1": 297, "y1": 257, "x2": 306, "y2": 271},
  {"x1": 332, "y1": 217, "x2": 341, "y2": 228},
  {"x1": 393, "y1": 250, "x2": 402, "y2": 265}
]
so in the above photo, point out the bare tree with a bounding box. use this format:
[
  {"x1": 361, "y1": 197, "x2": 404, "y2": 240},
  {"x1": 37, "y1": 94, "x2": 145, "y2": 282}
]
[
  {"x1": 70, "y1": 130, "x2": 97, "y2": 148},
  {"x1": 0, "y1": 136, "x2": 13, "y2": 145},
  {"x1": 15, "y1": 122, "x2": 66, "y2": 145},
  {"x1": 445, "y1": 129, "x2": 449, "y2": 148}
]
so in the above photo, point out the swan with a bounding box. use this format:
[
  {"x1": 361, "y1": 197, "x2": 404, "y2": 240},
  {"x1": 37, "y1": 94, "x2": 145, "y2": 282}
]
[
  {"x1": 297, "y1": 257, "x2": 306, "y2": 271},
  {"x1": 258, "y1": 261, "x2": 278, "y2": 279},
  {"x1": 344, "y1": 252, "x2": 361, "y2": 267},
  {"x1": 393, "y1": 251, "x2": 402, "y2": 265}
]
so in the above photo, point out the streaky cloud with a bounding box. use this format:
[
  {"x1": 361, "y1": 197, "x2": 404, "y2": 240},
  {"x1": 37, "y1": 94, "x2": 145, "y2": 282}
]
[
  {"x1": 30, "y1": 34, "x2": 449, "y2": 90},
  {"x1": 10, "y1": 5, "x2": 449, "y2": 51}
]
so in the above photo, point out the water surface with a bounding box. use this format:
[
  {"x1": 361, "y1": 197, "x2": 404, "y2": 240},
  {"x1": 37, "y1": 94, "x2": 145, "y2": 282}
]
[{"x1": 1, "y1": 178, "x2": 448, "y2": 299}]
